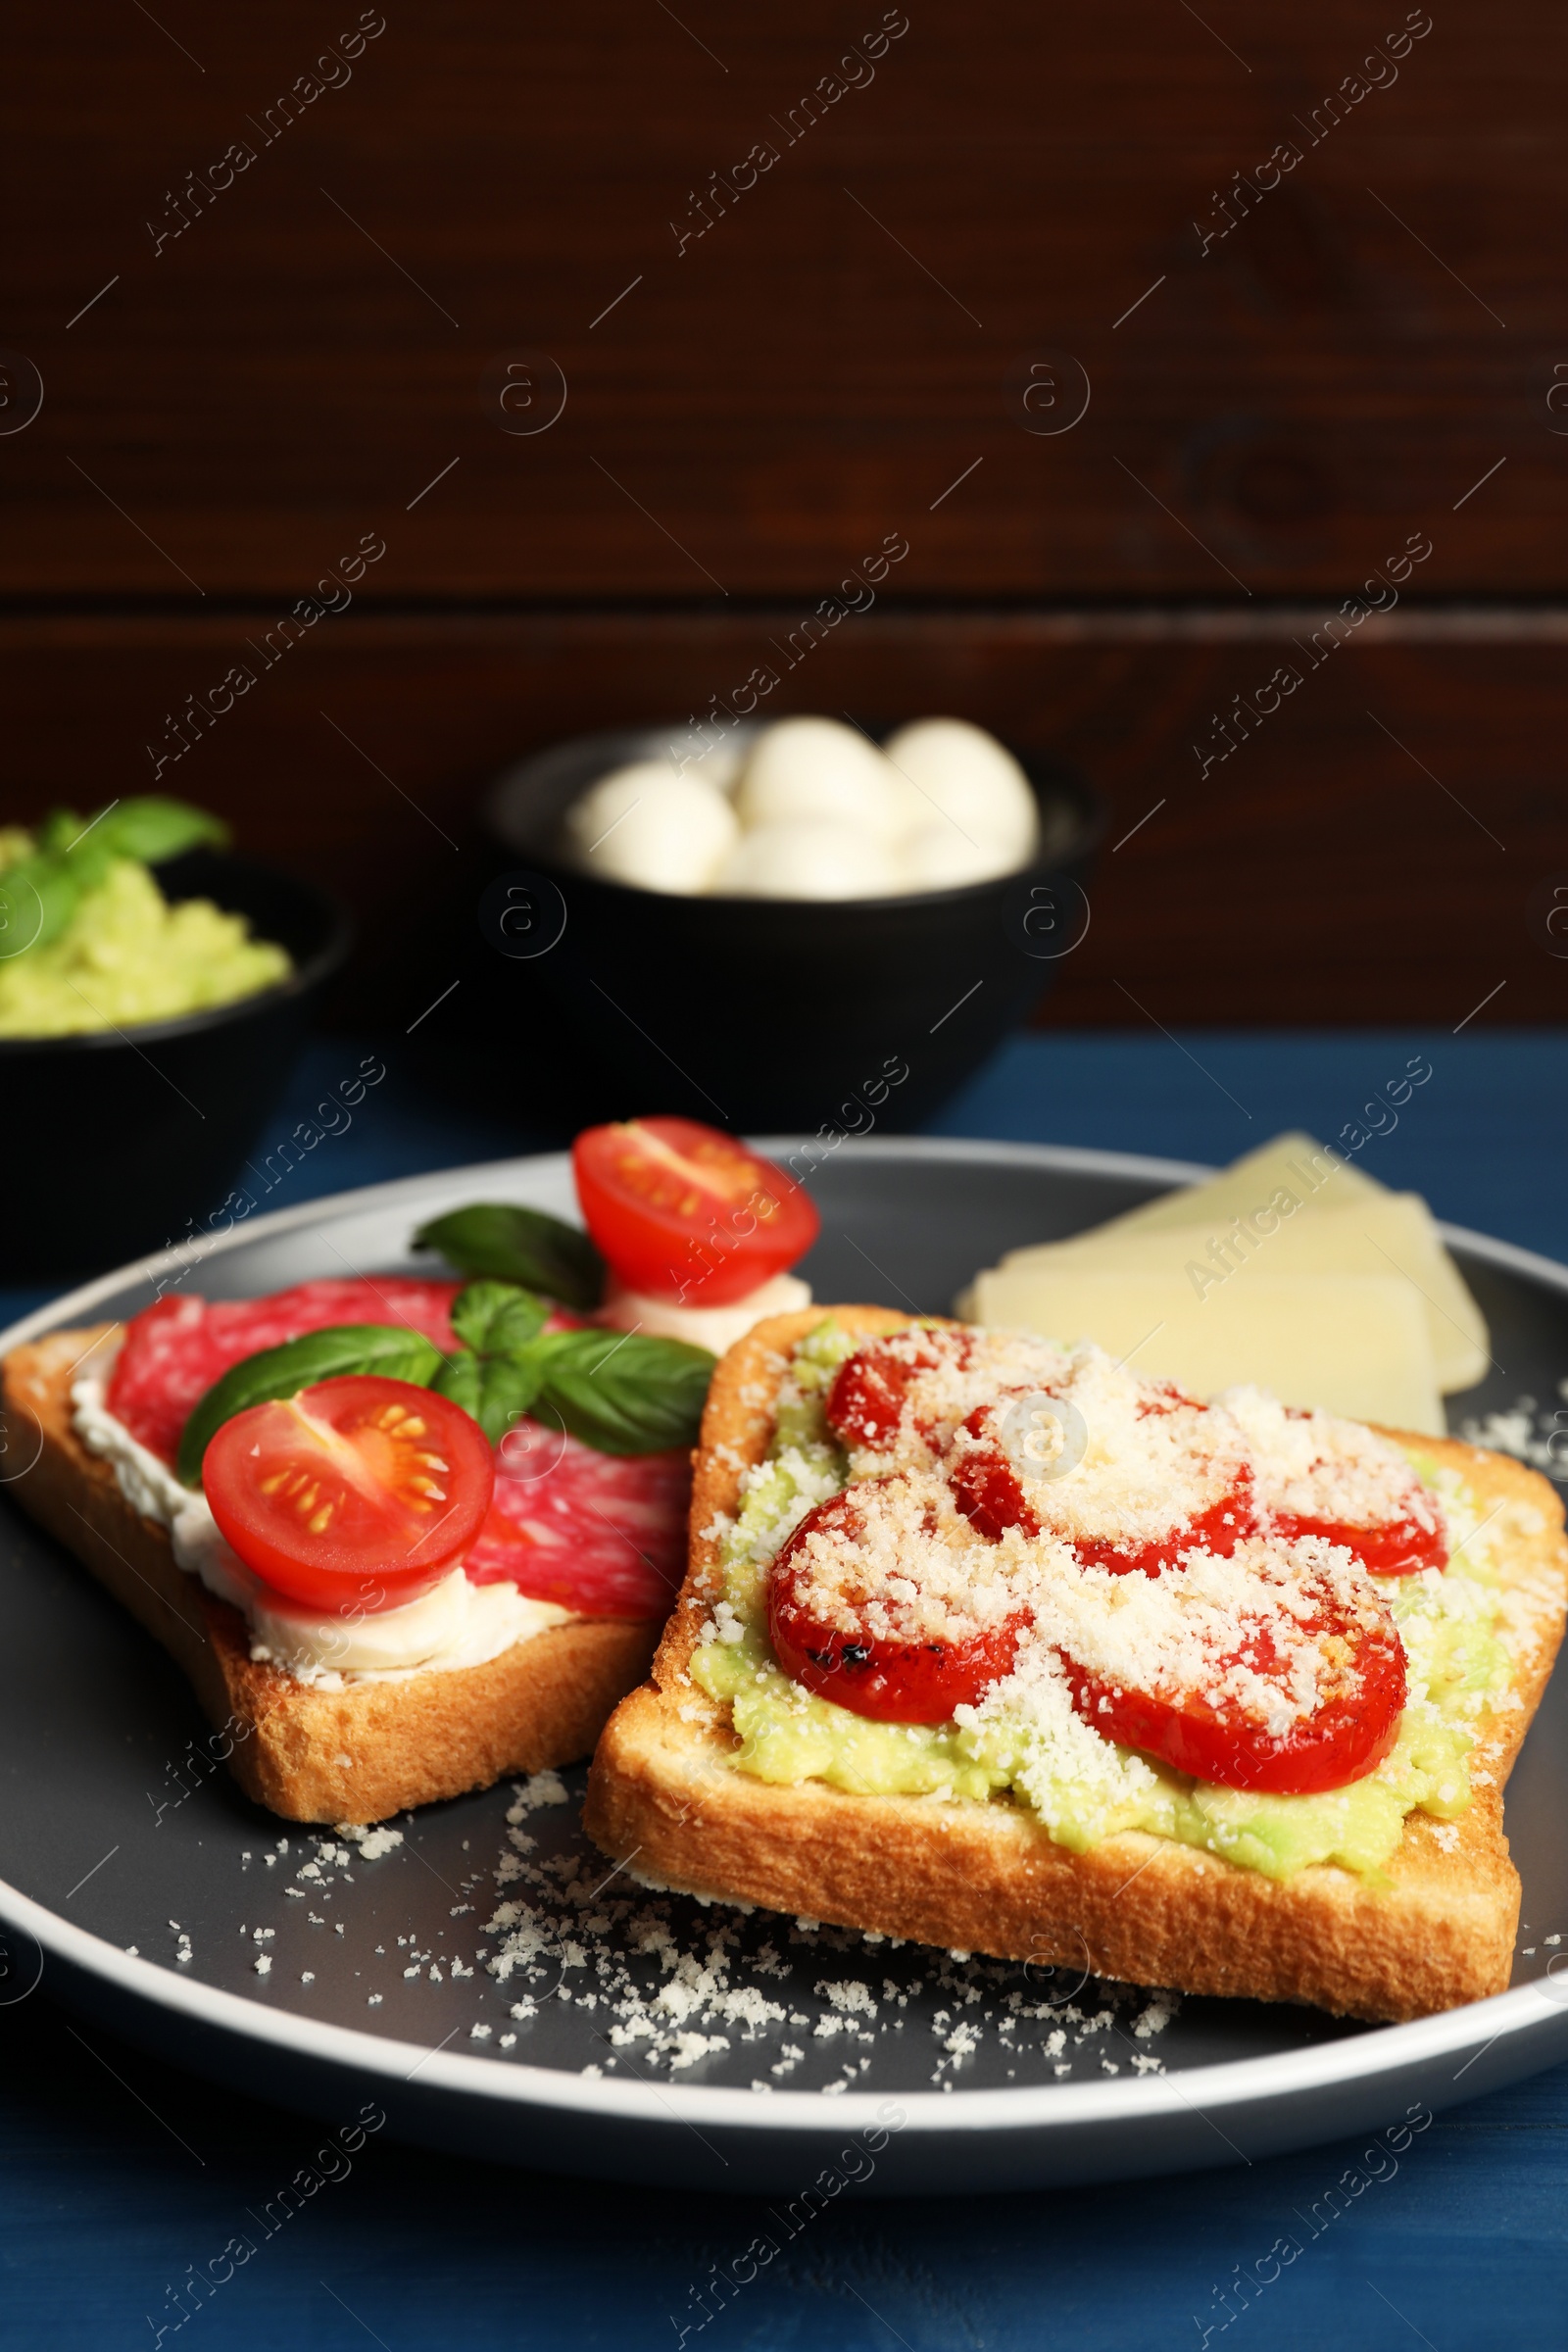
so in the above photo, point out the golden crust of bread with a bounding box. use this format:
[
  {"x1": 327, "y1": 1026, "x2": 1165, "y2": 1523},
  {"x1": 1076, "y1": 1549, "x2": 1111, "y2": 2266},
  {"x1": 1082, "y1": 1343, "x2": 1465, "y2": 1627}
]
[
  {"x1": 3, "y1": 1327, "x2": 660, "y2": 1824},
  {"x1": 585, "y1": 1307, "x2": 1568, "y2": 2023}
]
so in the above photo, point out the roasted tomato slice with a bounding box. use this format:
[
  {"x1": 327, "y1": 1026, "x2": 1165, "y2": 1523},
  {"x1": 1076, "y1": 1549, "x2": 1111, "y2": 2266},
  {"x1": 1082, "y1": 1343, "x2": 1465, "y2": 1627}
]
[
  {"x1": 1267, "y1": 1510, "x2": 1448, "y2": 1578},
  {"x1": 1062, "y1": 1576, "x2": 1407, "y2": 1794},
  {"x1": 767, "y1": 1486, "x2": 1027, "y2": 1723},
  {"x1": 1071, "y1": 1485, "x2": 1256, "y2": 1577},
  {"x1": 1233, "y1": 1400, "x2": 1448, "y2": 1579},
  {"x1": 949, "y1": 1403, "x2": 1256, "y2": 1573},
  {"x1": 825, "y1": 1328, "x2": 976, "y2": 1454},
  {"x1": 203, "y1": 1375, "x2": 494, "y2": 1612},
  {"x1": 572, "y1": 1117, "x2": 819, "y2": 1306},
  {"x1": 947, "y1": 1427, "x2": 1039, "y2": 1543}
]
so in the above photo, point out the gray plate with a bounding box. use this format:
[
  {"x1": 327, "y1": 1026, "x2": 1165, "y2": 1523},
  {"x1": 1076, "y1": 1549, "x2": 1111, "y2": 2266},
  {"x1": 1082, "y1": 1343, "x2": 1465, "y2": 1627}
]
[{"x1": 2, "y1": 1138, "x2": 1567, "y2": 2196}]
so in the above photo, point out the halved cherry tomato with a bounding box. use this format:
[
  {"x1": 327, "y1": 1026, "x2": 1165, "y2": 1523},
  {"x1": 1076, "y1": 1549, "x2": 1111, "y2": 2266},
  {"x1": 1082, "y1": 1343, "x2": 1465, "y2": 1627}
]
[
  {"x1": 203, "y1": 1375, "x2": 494, "y2": 1613},
  {"x1": 572, "y1": 1117, "x2": 819, "y2": 1306},
  {"x1": 1061, "y1": 1578, "x2": 1407, "y2": 1794},
  {"x1": 825, "y1": 1330, "x2": 976, "y2": 1453},
  {"x1": 768, "y1": 1489, "x2": 1028, "y2": 1723},
  {"x1": 949, "y1": 1404, "x2": 1256, "y2": 1573},
  {"x1": 1268, "y1": 1510, "x2": 1448, "y2": 1578}
]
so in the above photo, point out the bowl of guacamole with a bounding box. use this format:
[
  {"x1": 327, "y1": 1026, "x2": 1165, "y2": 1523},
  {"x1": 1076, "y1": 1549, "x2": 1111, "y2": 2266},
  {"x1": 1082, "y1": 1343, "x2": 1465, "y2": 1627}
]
[
  {"x1": 0, "y1": 801, "x2": 294, "y2": 1038},
  {"x1": 0, "y1": 801, "x2": 350, "y2": 1279}
]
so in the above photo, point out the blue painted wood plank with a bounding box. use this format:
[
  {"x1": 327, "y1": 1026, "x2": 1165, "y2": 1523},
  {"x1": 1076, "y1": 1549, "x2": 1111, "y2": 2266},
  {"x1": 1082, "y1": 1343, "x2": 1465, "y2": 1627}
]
[{"x1": 2, "y1": 1994, "x2": 1567, "y2": 2352}]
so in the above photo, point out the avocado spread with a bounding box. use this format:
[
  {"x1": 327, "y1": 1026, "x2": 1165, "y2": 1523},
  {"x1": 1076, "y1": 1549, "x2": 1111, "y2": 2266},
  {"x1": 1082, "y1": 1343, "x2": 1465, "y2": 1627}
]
[
  {"x1": 691, "y1": 1321, "x2": 1510, "y2": 1885},
  {"x1": 0, "y1": 805, "x2": 290, "y2": 1038}
]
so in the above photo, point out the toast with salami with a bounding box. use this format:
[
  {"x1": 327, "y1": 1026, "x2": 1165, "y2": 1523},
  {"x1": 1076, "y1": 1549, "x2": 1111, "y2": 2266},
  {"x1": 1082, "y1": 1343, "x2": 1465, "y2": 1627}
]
[
  {"x1": 585, "y1": 1308, "x2": 1568, "y2": 2022},
  {"x1": 2, "y1": 1299, "x2": 676, "y2": 1823},
  {"x1": 2, "y1": 1124, "x2": 841, "y2": 1828}
]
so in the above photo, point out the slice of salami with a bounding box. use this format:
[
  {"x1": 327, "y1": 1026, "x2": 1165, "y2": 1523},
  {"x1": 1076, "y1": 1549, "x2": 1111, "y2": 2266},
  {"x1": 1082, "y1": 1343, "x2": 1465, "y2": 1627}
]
[
  {"x1": 107, "y1": 1278, "x2": 465, "y2": 1466},
  {"x1": 465, "y1": 1425, "x2": 690, "y2": 1620}
]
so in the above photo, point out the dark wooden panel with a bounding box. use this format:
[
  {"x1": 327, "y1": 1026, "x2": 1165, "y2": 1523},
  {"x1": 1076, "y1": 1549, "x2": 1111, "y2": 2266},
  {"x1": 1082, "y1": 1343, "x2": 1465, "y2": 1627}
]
[
  {"x1": 0, "y1": 609, "x2": 1560, "y2": 1029},
  {"x1": 4, "y1": 0, "x2": 1567, "y2": 597}
]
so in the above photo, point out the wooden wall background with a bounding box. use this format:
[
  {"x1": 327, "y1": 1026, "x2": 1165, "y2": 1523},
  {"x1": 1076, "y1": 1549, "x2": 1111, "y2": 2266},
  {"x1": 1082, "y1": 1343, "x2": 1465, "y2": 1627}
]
[{"x1": 4, "y1": 0, "x2": 1566, "y2": 1028}]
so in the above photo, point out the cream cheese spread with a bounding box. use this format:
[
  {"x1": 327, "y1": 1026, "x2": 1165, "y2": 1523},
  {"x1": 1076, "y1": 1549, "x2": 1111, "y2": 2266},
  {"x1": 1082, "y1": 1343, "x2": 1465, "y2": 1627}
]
[{"x1": 71, "y1": 1359, "x2": 573, "y2": 1689}]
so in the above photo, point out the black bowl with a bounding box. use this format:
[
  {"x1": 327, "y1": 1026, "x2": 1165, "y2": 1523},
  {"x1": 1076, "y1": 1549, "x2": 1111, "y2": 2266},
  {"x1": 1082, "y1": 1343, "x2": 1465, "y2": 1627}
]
[
  {"x1": 475, "y1": 723, "x2": 1102, "y2": 1132},
  {"x1": 0, "y1": 850, "x2": 351, "y2": 1282}
]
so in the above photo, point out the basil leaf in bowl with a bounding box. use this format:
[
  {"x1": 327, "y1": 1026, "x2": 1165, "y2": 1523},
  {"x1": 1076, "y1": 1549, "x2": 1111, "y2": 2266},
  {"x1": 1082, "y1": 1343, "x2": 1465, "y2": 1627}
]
[
  {"x1": 16, "y1": 799, "x2": 234, "y2": 957},
  {"x1": 98, "y1": 798, "x2": 231, "y2": 866}
]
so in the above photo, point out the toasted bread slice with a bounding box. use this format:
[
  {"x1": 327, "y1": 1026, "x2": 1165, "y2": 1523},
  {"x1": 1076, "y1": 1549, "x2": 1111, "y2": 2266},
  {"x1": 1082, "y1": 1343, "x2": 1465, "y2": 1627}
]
[
  {"x1": 3, "y1": 1327, "x2": 660, "y2": 1823},
  {"x1": 584, "y1": 1308, "x2": 1568, "y2": 2023}
]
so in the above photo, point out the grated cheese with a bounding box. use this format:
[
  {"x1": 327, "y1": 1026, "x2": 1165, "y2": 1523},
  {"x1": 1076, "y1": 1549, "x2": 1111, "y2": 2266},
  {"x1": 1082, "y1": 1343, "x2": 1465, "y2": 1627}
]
[
  {"x1": 692, "y1": 1319, "x2": 1539, "y2": 1880},
  {"x1": 1218, "y1": 1384, "x2": 1444, "y2": 1535}
]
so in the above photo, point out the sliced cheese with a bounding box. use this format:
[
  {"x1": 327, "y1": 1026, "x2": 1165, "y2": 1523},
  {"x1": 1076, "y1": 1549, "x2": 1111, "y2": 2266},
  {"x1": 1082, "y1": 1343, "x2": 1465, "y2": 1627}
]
[
  {"x1": 990, "y1": 1146, "x2": 1489, "y2": 1396},
  {"x1": 967, "y1": 1266, "x2": 1445, "y2": 1435},
  {"x1": 1100, "y1": 1131, "x2": 1386, "y2": 1236}
]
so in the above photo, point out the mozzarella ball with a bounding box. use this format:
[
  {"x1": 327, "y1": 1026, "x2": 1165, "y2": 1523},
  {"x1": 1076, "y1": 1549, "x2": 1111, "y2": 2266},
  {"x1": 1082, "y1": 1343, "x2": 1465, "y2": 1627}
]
[
  {"x1": 898, "y1": 824, "x2": 1021, "y2": 892},
  {"x1": 674, "y1": 732, "x2": 747, "y2": 795},
  {"x1": 598, "y1": 1269, "x2": 812, "y2": 1353},
  {"x1": 714, "y1": 820, "x2": 906, "y2": 901},
  {"x1": 735, "y1": 717, "x2": 905, "y2": 841},
  {"x1": 564, "y1": 763, "x2": 738, "y2": 894},
  {"x1": 881, "y1": 717, "x2": 1039, "y2": 864}
]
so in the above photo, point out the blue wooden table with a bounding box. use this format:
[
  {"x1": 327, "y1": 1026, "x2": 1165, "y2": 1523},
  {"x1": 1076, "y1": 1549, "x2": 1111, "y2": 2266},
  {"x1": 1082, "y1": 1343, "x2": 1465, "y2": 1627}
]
[{"x1": 5, "y1": 1029, "x2": 1567, "y2": 2351}]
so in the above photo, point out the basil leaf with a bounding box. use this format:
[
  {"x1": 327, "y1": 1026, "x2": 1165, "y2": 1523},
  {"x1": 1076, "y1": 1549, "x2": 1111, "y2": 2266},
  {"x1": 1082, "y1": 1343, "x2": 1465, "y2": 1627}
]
[
  {"x1": 414, "y1": 1202, "x2": 604, "y2": 1310},
  {"x1": 33, "y1": 809, "x2": 84, "y2": 860},
  {"x1": 431, "y1": 1348, "x2": 482, "y2": 1421},
  {"x1": 0, "y1": 855, "x2": 83, "y2": 954},
  {"x1": 66, "y1": 838, "x2": 118, "y2": 897},
  {"x1": 176, "y1": 1323, "x2": 444, "y2": 1486},
  {"x1": 449, "y1": 1278, "x2": 549, "y2": 1357},
  {"x1": 34, "y1": 810, "x2": 116, "y2": 893},
  {"x1": 435, "y1": 1348, "x2": 545, "y2": 1446},
  {"x1": 3, "y1": 798, "x2": 229, "y2": 966},
  {"x1": 98, "y1": 798, "x2": 231, "y2": 865},
  {"x1": 526, "y1": 1330, "x2": 714, "y2": 1456}
]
